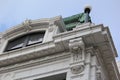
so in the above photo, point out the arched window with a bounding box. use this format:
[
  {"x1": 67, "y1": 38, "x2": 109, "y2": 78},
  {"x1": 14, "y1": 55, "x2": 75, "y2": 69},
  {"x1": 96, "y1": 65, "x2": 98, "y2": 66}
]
[{"x1": 5, "y1": 31, "x2": 45, "y2": 51}]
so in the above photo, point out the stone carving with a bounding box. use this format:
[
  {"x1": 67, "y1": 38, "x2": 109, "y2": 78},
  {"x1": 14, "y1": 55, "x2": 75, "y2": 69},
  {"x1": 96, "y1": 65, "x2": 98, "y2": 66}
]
[
  {"x1": 48, "y1": 26, "x2": 54, "y2": 32},
  {"x1": 48, "y1": 21, "x2": 55, "y2": 32},
  {"x1": 96, "y1": 73, "x2": 101, "y2": 80},
  {"x1": 72, "y1": 47, "x2": 82, "y2": 62},
  {"x1": 69, "y1": 37, "x2": 85, "y2": 62},
  {"x1": 22, "y1": 19, "x2": 32, "y2": 31},
  {"x1": 71, "y1": 64, "x2": 84, "y2": 74},
  {"x1": 69, "y1": 37, "x2": 85, "y2": 74}
]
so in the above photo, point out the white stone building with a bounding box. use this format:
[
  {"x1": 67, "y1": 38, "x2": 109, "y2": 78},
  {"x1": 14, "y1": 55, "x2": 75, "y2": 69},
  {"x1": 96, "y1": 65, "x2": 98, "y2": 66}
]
[
  {"x1": 117, "y1": 61, "x2": 120, "y2": 73},
  {"x1": 0, "y1": 9, "x2": 120, "y2": 80}
]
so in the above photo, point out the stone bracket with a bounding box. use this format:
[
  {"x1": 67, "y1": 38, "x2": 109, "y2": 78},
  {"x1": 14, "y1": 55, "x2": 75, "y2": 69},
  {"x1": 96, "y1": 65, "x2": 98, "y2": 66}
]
[
  {"x1": 69, "y1": 37, "x2": 85, "y2": 63},
  {"x1": 69, "y1": 37, "x2": 85, "y2": 74}
]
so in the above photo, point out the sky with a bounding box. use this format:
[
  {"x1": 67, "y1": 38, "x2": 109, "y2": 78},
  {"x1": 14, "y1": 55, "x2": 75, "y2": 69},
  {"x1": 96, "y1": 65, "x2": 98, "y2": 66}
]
[{"x1": 0, "y1": 0, "x2": 120, "y2": 60}]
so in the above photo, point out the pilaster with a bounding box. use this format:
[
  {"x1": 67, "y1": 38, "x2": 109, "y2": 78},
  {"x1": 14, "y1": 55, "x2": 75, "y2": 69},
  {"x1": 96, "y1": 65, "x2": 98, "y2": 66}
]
[{"x1": 68, "y1": 38, "x2": 100, "y2": 80}]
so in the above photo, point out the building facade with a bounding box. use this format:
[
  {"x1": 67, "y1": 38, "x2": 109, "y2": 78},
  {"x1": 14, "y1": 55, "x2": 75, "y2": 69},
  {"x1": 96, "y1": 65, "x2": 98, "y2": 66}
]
[
  {"x1": 0, "y1": 8, "x2": 120, "y2": 80},
  {"x1": 117, "y1": 61, "x2": 120, "y2": 73}
]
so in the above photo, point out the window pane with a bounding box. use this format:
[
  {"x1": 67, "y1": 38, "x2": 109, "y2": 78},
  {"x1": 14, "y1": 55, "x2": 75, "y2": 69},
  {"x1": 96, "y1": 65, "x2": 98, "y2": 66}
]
[
  {"x1": 5, "y1": 31, "x2": 45, "y2": 52},
  {"x1": 6, "y1": 36, "x2": 25, "y2": 51},
  {"x1": 27, "y1": 32, "x2": 44, "y2": 45}
]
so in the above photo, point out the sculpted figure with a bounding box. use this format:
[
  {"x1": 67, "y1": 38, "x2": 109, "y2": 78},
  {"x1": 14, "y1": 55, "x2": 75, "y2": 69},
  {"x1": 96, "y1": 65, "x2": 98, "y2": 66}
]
[{"x1": 63, "y1": 6, "x2": 91, "y2": 30}]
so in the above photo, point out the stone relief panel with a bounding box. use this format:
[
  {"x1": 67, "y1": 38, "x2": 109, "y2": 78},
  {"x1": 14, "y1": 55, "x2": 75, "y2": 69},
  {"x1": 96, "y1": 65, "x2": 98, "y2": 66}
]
[
  {"x1": 69, "y1": 37, "x2": 85, "y2": 63},
  {"x1": 70, "y1": 64, "x2": 84, "y2": 74},
  {"x1": 69, "y1": 37, "x2": 85, "y2": 74},
  {"x1": 72, "y1": 48, "x2": 82, "y2": 62}
]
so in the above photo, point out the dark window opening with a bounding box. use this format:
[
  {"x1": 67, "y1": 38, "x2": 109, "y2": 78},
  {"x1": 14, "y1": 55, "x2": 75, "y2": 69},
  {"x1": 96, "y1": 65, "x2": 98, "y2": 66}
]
[
  {"x1": 34, "y1": 73, "x2": 66, "y2": 80},
  {"x1": 5, "y1": 31, "x2": 45, "y2": 52},
  {"x1": 6, "y1": 36, "x2": 25, "y2": 51},
  {"x1": 27, "y1": 32, "x2": 44, "y2": 46}
]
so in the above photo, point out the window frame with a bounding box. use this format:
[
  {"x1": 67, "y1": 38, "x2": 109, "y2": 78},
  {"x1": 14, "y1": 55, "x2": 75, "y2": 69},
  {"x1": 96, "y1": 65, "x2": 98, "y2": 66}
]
[
  {"x1": 5, "y1": 31, "x2": 45, "y2": 52},
  {"x1": 34, "y1": 73, "x2": 66, "y2": 80},
  {"x1": 26, "y1": 32, "x2": 44, "y2": 46}
]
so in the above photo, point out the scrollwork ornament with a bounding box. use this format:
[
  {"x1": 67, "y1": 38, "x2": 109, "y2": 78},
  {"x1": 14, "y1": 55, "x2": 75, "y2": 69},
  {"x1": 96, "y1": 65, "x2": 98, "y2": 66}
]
[
  {"x1": 71, "y1": 65, "x2": 84, "y2": 74},
  {"x1": 48, "y1": 27, "x2": 54, "y2": 32}
]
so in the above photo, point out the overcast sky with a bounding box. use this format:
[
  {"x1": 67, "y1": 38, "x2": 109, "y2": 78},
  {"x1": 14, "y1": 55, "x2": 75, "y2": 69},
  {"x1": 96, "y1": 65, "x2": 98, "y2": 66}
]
[{"x1": 0, "y1": 0, "x2": 120, "y2": 60}]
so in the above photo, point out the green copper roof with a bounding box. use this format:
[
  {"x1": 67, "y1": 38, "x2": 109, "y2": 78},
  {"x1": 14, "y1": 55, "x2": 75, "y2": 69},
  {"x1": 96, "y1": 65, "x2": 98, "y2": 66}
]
[{"x1": 63, "y1": 13, "x2": 91, "y2": 31}]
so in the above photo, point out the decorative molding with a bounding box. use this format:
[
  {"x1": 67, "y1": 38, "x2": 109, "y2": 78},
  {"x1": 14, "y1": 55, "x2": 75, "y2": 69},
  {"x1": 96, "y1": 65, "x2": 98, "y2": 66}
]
[
  {"x1": 48, "y1": 21, "x2": 55, "y2": 32},
  {"x1": 48, "y1": 26, "x2": 54, "y2": 32},
  {"x1": 0, "y1": 52, "x2": 70, "y2": 74},
  {"x1": 69, "y1": 37, "x2": 85, "y2": 63},
  {"x1": 22, "y1": 19, "x2": 32, "y2": 32},
  {"x1": 2, "y1": 18, "x2": 50, "y2": 39},
  {"x1": 74, "y1": 23, "x2": 95, "y2": 30},
  {"x1": 69, "y1": 37, "x2": 85, "y2": 74},
  {"x1": 70, "y1": 64, "x2": 84, "y2": 74},
  {"x1": 1, "y1": 72, "x2": 14, "y2": 80},
  {"x1": 96, "y1": 72, "x2": 102, "y2": 80},
  {"x1": 86, "y1": 47, "x2": 95, "y2": 55}
]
